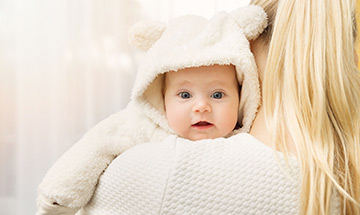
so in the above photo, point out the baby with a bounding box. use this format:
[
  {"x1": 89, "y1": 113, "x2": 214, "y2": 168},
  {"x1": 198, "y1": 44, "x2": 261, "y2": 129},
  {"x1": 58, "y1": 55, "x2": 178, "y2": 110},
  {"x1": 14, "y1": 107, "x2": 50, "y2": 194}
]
[
  {"x1": 164, "y1": 64, "x2": 240, "y2": 141},
  {"x1": 37, "y1": 5, "x2": 267, "y2": 215}
]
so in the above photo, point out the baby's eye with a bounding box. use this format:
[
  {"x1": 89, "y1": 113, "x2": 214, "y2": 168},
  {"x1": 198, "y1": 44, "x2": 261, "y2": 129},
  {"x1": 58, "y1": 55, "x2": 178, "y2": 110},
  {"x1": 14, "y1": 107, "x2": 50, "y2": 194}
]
[
  {"x1": 178, "y1": 92, "x2": 191, "y2": 99},
  {"x1": 211, "y1": 92, "x2": 224, "y2": 99}
]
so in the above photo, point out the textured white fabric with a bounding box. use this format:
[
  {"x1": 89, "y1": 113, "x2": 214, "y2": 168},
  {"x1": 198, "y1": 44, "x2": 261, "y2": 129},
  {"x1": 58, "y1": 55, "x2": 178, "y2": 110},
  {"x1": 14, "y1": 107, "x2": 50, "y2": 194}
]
[{"x1": 82, "y1": 134, "x2": 302, "y2": 215}]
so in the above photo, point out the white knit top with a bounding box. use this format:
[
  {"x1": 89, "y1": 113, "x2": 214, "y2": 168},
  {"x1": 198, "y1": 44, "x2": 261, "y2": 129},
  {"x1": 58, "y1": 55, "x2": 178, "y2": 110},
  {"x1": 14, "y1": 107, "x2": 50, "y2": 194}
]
[{"x1": 80, "y1": 133, "x2": 314, "y2": 215}]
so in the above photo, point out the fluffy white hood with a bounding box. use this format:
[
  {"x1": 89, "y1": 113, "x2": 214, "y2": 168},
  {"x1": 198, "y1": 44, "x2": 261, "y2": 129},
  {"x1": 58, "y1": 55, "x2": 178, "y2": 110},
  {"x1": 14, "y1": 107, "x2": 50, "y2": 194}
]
[{"x1": 128, "y1": 5, "x2": 267, "y2": 133}]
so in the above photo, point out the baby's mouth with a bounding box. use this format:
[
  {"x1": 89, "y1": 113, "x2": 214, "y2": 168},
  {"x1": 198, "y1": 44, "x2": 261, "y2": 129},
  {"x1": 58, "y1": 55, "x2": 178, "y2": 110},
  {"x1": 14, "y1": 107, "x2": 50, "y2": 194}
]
[{"x1": 192, "y1": 121, "x2": 214, "y2": 129}]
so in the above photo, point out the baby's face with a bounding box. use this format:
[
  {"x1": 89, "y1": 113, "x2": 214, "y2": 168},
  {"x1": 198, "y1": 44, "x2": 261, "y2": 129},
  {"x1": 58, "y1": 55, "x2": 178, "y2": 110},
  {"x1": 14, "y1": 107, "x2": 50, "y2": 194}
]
[{"x1": 164, "y1": 64, "x2": 239, "y2": 141}]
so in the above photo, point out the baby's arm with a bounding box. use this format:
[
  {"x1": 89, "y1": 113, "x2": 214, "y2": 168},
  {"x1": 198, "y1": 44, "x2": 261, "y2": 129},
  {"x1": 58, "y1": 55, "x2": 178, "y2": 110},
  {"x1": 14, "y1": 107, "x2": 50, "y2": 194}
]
[{"x1": 36, "y1": 101, "x2": 168, "y2": 214}]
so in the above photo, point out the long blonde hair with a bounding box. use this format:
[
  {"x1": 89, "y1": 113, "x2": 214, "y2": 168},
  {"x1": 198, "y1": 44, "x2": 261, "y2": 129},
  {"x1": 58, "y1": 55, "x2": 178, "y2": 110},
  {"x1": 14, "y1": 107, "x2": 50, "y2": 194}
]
[{"x1": 250, "y1": 0, "x2": 360, "y2": 214}]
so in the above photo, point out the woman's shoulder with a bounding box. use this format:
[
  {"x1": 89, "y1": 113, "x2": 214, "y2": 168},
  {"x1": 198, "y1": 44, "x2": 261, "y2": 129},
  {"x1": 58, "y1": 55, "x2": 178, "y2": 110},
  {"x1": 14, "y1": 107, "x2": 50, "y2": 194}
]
[{"x1": 83, "y1": 133, "x2": 301, "y2": 215}]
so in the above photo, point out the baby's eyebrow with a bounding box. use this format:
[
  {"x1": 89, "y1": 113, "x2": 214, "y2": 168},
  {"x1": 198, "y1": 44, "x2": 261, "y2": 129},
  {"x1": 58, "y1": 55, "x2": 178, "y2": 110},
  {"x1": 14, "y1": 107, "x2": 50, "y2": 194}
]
[
  {"x1": 171, "y1": 79, "x2": 192, "y2": 87},
  {"x1": 206, "y1": 80, "x2": 231, "y2": 86}
]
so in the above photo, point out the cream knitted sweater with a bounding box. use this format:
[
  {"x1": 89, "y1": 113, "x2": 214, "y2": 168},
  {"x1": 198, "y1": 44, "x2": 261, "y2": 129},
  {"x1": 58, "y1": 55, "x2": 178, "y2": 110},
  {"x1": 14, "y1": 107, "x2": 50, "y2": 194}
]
[
  {"x1": 82, "y1": 134, "x2": 341, "y2": 215},
  {"x1": 82, "y1": 134, "x2": 303, "y2": 215}
]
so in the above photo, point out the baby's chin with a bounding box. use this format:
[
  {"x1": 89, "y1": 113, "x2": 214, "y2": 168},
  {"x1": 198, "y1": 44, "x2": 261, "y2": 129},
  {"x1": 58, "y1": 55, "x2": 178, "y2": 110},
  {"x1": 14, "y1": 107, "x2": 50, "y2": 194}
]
[
  {"x1": 183, "y1": 134, "x2": 224, "y2": 141},
  {"x1": 177, "y1": 127, "x2": 234, "y2": 141}
]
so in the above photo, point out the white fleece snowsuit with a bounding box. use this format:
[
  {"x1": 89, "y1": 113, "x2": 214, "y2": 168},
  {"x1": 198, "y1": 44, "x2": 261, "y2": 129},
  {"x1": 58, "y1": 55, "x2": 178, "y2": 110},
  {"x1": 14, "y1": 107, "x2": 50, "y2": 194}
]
[{"x1": 36, "y1": 5, "x2": 267, "y2": 215}]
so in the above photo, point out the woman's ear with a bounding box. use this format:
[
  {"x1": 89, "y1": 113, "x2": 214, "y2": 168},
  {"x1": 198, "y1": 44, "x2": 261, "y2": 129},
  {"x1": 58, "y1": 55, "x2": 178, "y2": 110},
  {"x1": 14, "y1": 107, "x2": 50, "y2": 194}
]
[
  {"x1": 230, "y1": 5, "x2": 268, "y2": 40},
  {"x1": 128, "y1": 20, "x2": 166, "y2": 51}
]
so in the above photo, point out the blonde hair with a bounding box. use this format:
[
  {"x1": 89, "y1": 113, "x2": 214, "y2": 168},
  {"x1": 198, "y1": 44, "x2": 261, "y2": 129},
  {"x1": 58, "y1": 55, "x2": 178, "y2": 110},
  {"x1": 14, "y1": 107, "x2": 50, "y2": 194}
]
[{"x1": 250, "y1": 0, "x2": 360, "y2": 214}]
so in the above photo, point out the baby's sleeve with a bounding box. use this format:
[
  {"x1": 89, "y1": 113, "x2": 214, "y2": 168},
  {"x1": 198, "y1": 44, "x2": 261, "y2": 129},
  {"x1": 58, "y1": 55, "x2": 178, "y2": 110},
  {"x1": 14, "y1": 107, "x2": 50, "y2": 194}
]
[{"x1": 36, "y1": 102, "x2": 146, "y2": 214}]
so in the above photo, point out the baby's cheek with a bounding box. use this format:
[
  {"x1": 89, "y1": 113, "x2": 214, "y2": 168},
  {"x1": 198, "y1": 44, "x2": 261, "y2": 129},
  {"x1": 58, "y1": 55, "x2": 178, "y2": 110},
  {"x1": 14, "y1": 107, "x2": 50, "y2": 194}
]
[
  {"x1": 166, "y1": 107, "x2": 185, "y2": 133},
  {"x1": 220, "y1": 105, "x2": 238, "y2": 133}
]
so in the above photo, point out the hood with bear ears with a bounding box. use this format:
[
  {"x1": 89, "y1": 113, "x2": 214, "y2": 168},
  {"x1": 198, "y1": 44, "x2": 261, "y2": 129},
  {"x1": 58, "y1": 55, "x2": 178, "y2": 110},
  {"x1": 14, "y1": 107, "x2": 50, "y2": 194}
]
[{"x1": 128, "y1": 5, "x2": 267, "y2": 134}]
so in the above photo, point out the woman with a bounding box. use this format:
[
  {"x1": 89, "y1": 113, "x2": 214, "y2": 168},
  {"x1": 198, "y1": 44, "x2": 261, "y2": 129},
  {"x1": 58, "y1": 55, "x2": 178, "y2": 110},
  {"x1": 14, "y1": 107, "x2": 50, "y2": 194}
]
[
  {"x1": 249, "y1": 0, "x2": 360, "y2": 214},
  {"x1": 77, "y1": 1, "x2": 359, "y2": 215}
]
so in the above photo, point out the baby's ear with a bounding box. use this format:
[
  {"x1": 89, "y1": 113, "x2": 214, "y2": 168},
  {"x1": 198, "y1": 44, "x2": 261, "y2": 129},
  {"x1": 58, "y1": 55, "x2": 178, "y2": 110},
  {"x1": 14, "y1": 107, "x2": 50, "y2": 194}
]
[
  {"x1": 230, "y1": 5, "x2": 268, "y2": 40},
  {"x1": 128, "y1": 20, "x2": 166, "y2": 51}
]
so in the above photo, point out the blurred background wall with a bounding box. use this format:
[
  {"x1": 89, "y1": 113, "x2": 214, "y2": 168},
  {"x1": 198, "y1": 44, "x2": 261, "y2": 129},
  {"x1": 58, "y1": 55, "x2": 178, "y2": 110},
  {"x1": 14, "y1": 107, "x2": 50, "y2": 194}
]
[{"x1": 0, "y1": 0, "x2": 250, "y2": 214}]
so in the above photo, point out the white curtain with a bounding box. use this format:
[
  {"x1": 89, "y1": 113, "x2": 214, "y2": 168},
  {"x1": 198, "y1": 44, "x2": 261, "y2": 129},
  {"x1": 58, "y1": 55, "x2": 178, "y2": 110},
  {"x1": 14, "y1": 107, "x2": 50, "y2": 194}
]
[{"x1": 0, "y1": 0, "x2": 249, "y2": 214}]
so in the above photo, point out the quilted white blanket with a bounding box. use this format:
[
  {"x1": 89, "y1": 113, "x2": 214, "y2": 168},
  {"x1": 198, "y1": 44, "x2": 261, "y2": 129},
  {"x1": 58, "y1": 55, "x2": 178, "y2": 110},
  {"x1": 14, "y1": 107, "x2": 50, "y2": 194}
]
[{"x1": 81, "y1": 133, "x2": 307, "y2": 215}]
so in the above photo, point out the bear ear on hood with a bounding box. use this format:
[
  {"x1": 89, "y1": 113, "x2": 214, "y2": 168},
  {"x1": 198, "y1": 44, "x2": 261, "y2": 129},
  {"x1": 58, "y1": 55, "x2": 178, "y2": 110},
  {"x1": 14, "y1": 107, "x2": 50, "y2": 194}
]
[
  {"x1": 230, "y1": 5, "x2": 268, "y2": 41},
  {"x1": 128, "y1": 20, "x2": 167, "y2": 51}
]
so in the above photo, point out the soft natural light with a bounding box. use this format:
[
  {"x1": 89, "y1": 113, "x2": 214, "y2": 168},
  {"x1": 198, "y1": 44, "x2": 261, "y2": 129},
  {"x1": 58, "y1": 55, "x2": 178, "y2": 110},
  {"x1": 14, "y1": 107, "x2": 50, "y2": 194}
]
[
  {"x1": 138, "y1": 0, "x2": 251, "y2": 20},
  {"x1": 0, "y1": 0, "x2": 251, "y2": 214}
]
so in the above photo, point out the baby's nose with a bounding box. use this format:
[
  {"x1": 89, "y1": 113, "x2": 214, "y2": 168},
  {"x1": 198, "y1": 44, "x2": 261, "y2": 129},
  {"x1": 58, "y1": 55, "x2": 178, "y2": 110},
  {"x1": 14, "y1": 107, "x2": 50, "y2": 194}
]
[{"x1": 192, "y1": 98, "x2": 211, "y2": 113}]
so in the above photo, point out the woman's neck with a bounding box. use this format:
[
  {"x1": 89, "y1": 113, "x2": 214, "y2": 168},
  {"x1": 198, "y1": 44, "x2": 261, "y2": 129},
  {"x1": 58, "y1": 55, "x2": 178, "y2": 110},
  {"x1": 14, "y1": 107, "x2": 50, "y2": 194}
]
[{"x1": 249, "y1": 37, "x2": 297, "y2": 156}]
